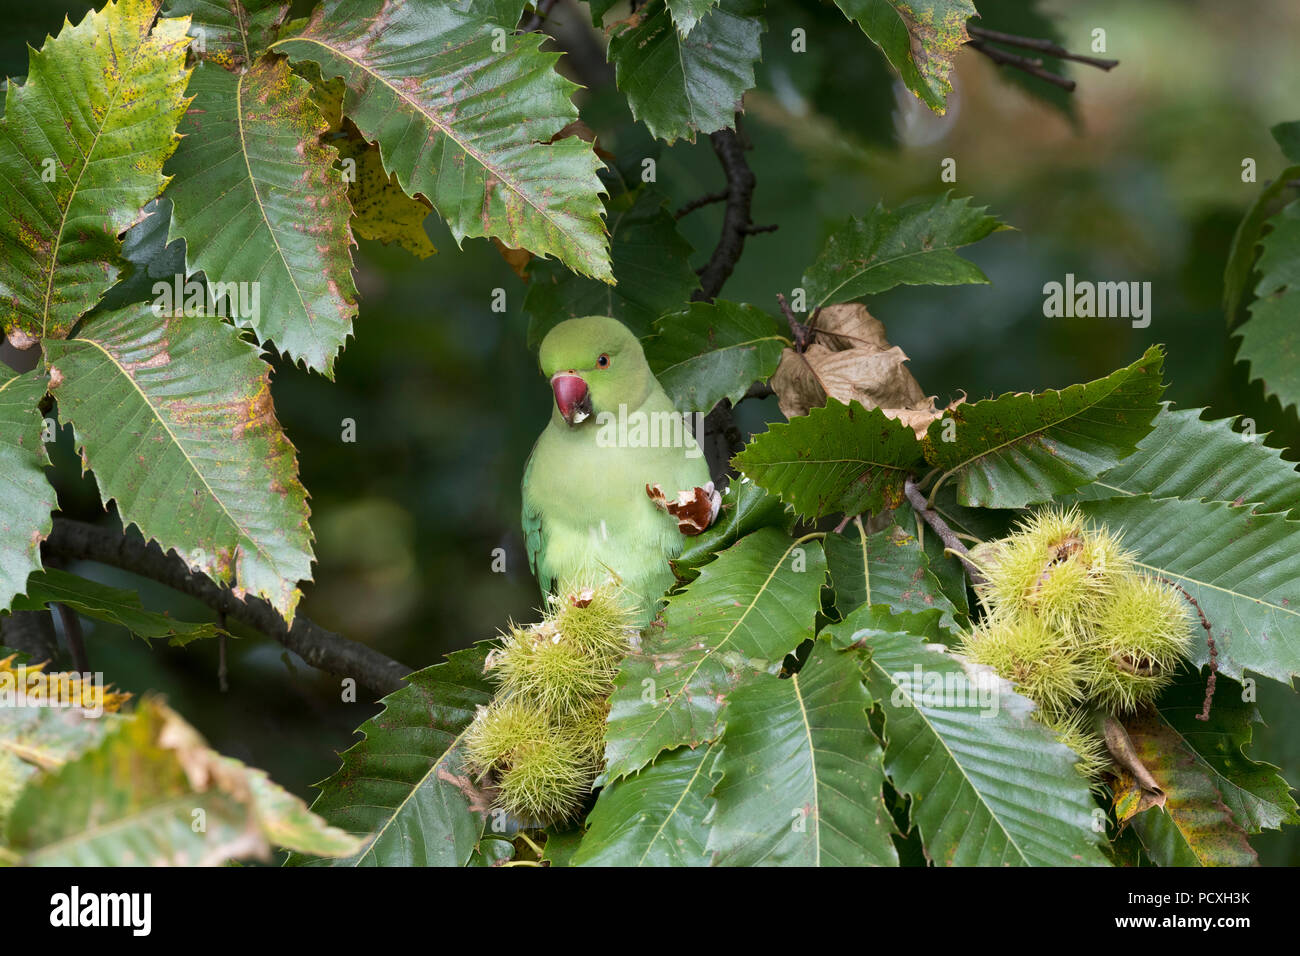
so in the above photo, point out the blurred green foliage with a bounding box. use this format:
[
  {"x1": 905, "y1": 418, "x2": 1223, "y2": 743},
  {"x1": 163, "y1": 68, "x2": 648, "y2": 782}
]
[{"x1": 5, "y1": 0, "x2": 1296, "y2": 863}]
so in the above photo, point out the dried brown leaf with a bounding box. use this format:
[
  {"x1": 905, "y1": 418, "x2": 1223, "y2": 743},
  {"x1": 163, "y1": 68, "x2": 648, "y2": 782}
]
[{"x1": 772, "y1": 303, "x2": 957, "y2": 436}]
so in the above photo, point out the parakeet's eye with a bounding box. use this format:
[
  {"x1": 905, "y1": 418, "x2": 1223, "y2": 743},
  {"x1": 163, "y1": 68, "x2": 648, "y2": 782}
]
[{"x1": 597, "y1": 353, "x2": 610, "y2": 369}]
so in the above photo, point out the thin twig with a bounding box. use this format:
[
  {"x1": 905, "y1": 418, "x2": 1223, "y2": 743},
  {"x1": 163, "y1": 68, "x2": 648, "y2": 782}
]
[
  {"x1": 44, "y1": 519, "x2": 411, "y2": 696},
  {"x1": 903, "y1": 477, "x2": 986, "y2": 586},
  {"x1": 674, "y1": 190, "x2": 727, "y2": 219},
  {"x1": 693, "y1": 124, "x2": 761, "y2": 303},
  {"x1": 692, "y1": 120, "x2": 772, "y2": 481},
  {"x1": 967, "y1": 40, "x2": 1076, "y2": 92},
  {"x1": 1160, "y1": 577, "x2": 1217, "y2": 721},
  {"x1": 776, "y1": 293, "x2": 809, "y2": 351},
  {"x1": 55, "y1": 604, "x2": 89, "y2": 673},
  {"x1": 217, "y1": 610, "x2": 229, "y2": 693},
  {"x1": 966, "y1": 25, "x2": 1119, "y2": 70}
]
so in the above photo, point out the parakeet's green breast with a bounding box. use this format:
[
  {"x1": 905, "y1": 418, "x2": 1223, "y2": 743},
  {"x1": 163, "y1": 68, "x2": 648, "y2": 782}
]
[{"x1": 522, "y1": 317, "x2": 711, "y2": 625}]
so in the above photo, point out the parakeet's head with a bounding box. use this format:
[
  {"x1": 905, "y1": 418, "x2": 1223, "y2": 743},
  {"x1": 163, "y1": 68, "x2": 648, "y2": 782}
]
[{"x1": 537, "y1": 316, "x2": 655, "y2": 427}]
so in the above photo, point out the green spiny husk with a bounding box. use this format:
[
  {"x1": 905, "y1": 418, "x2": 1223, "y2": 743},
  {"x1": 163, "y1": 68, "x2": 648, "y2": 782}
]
[
  {"x1": 468, "y1": 582, "x2": 633, "y2": 825},
  {"x1": 960, "y1": 506, "x2": 1196, "y2": 730}
]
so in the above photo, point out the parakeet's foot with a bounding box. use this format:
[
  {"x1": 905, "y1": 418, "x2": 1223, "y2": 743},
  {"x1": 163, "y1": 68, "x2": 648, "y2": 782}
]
[{"x1": 645, "y1": 480, "x2": 722, "y2": 536}]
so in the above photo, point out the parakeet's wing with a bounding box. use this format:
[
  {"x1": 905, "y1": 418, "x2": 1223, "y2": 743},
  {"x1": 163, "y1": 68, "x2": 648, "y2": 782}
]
[{"x1": 521, "y1": 435, "x2": 552, "y2": 593}]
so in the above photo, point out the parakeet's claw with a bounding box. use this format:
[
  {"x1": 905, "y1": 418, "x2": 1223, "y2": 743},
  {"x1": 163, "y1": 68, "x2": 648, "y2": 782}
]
[{"x1": 646, "y1": 480, "x2": 722, "y2": 536}]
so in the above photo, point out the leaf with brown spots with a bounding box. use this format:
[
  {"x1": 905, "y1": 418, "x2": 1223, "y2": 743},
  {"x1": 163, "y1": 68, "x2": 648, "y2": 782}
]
[
  {"x1": 0, "y1": 0, "x2": 192, "y2": 340},
  {"x1": 1111, "y1": 708, "x2": 1258, "y2": 866},
  {"x1": 272, "y1": 0, "x2": 611, "y2": 282},
  {"x1": 44, "y1": 304, "x2": 314, "y2": 623},
  {"x1": 164, "y1": 56, "x2": 359, "y2": 376},
  {"x1": 832, "y1": 0, "x2": 976, "y2": 113},
  {"x1": 334, "y1": 128, "x2": 436, "y2": 260},
  {"x1": 163, "y1": 0, "x2": 289, "y2": 71},
  {"x1": 0, "y1": 365, "x2": 55, "y2": 611}
]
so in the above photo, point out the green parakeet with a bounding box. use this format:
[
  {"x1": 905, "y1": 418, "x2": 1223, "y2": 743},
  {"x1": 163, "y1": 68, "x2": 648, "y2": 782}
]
[{"x1": 522, "y1": 316, "x2": 719, "y2": 625}]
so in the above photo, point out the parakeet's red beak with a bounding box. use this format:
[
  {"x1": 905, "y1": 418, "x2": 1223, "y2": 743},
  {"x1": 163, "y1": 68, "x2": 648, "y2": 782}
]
[{"x1": 551, "y1": 373, "x2": 592, "y2": 426}]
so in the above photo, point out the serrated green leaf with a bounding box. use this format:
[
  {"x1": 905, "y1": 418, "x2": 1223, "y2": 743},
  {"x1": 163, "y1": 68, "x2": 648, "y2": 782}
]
[
  {"x1": 525, "y1": 186, "x2": 697, "y2": 346},
  {"x1": 1073, "y1": 404, "x2": 1300, "y2": 516},
  {"x1": 273, "y1": 0, "x2": 611, "y2": 281},
  {"x1": 826, "y1": 516, "x2": 959, "y2": 630},
  {"x1": 0, "y1": 367, "x2": 54, "y2": 610},
  {"x1": 671, "y1": 477, "x2": 788, "y2": 582},
  {"x1": 608, "y1": 0, "x2": 764, "y2": 144},
  {"x1": 7, "y1": 698, "x2": 359, "y2": 865},
  {"x1": 11, "y1": 568, "x2": 220, "y2": 646},
  {"x1": 44, "y1": 306, "x2": 314, "y2": 623},
  {"x1": 803, "y1": 193, "x2": 1008, "y2": 309},
  {"x1": 832, "y1": 0, "x2": 976, "y2": 113},
  {"x1": 707, "y1": 640, "x2": 897, "y2": 866},
  {"x1": 163, "y1": 0, "x2": 287, "y2": 70},
  {"x1": 1159, "y1": 671, "x2": 1299, "y2": 834},
  {"x1": 733, "y1": 400, "x2": 924, "y2": 520},
  {"x1": 1236, "y1": 199, "x2": 1300, "y2": 412},
  {"x1": 645, "y1": 301, "x2": 788, "y2": 414},
  {"x1": 0, "y1": 0, "x2": 192, "y2": 340},
  {"x1": 1077, "y1": 495, "x2": 1300, "y2": 687},
  {"x1": 668, "y1": 0, "x2": 720, "y2": 35},
  {"x1": 603, "y1": 529, "x2": 826, "y2": 782},
  {"x1": 574, "y1": 743, "x2": 716, "y2": 866},
  {"x1": 1112, "y1": 708, "x2": 1258, "y2": 867},
  {"x1": 924, "y1": 346, "x2": 1165, "y2": 508},
  {"x1": 286, "y1": 643, "x2": 493, "y2": 867},
  {"x1": 165, "y1": 56, "x2": 358, "y2": 376},
  {"x1": 1224, "y1": 165, "x2": 1300, "y2": 325},
  {"x1": 826, "y1": 607, "x2": 1109, "y2": 866}
]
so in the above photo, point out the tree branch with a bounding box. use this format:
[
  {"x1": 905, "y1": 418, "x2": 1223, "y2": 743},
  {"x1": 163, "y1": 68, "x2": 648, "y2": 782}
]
[
  {"x1": 43, "y1": 519, "x2": 411, "y2": 696},
  {"x1": 966, "y1": 40, "x2": 1077, "y2": 92},
  {"x1": 966, "y1": 25, "x2": 1119, "y2": 71},
  {"x1": 692, "y1": 125, "x2": 759, "y2": 303},
  {"x1": 903, "y1": 477, "x2": 986, "y2": 586},
  {"x1": 690, "y1": 121, "x2": 776, "y2": 482}
]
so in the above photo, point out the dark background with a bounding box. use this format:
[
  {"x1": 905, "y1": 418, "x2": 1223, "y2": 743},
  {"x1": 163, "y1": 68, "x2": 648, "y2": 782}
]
[{"x1": 4, "y1": 0, "x2": 1297, "y2": 864}]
